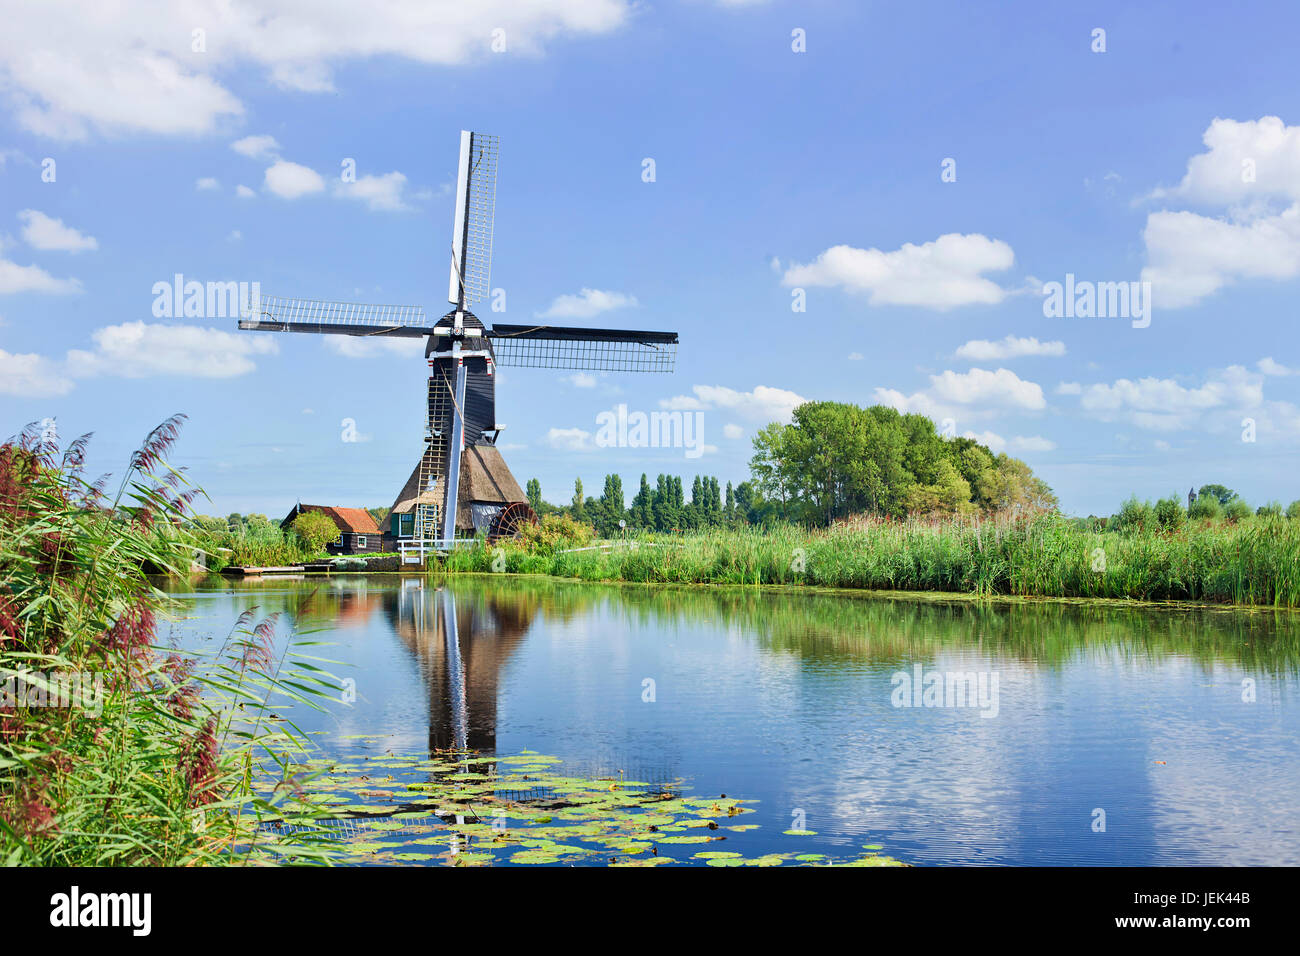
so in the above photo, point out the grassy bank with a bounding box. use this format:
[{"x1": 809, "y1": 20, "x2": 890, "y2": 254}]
[{"x1": 442, "y1": 513, "x2": 1300, "y2": 608}]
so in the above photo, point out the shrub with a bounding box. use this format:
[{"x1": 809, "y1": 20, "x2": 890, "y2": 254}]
[
  {"x1": 1113, "y1": 496, "x2": 1155, "y2": 532},
  {"x1": 1257, "y1": 502, "x2": 1283, "y2": 518},
  {"x1": 516, "y1": 512, "x2": 595, "y2": 555},
  {"x1": 1188, "y1": 495, "x2": 1221, "y2": 520},
  {"x1": 1224, "y1": 498, "x2": 1253, "y2": 522},
  {"x1": 1288, "y1": 500, "x2": 1300, "y2": 520},
  {"x1": 292, "y1": 509, "x2": 339, "y2": 555},
  {"x1": 1154, "y1": 496, "x2": 1186, "y2": 531}
]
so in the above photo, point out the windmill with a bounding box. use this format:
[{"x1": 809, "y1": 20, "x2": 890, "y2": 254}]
[{"x1": 238, "y1": 130, "x2": 677, "y2": 557}]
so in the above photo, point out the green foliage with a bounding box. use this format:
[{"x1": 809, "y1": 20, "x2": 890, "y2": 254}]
[
  {"x1": 526, "y1": 478, "x2": 542, "y2": 514},
  {"x1": 1197, "y1": 484, "x2": 1238, "y2": 507},
  {"x1": 1257, "y1": 502, "x2": 1283, "y2": 518},
  {"x1": 1288, "y1": 500, "x2": 1300, "y2": 520},
  {"x1": 443, "y1": 511, "x2": 1300, "y2": 607},
  {"x1": 1188, "y1": 495, "x2": 1222, "y2": 520},
  {"x1": 0, "y1": 420, "x2": 339, "y2": 864},
  {"x1": 748, "y1": 402, "x2": 1055, "y2": 525},
  {"x1": 292, "y1": 509, "x2": 339, "y2": 554},
  {"x1": 1224, "y1": 498, "x2": 1253, "y2": 522},
  {"x1": 1154, "y1": 496, "x2": 1186, "y2": 531}
]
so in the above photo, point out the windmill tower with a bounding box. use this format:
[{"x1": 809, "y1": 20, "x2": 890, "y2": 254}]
[{"x1": 238, "y1": 130, "x2": 677, "y2": 557}]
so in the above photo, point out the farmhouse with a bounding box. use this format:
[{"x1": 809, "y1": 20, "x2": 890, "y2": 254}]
[{"x1": 281, "y1": 504, "x2": 382, "y2": 555}]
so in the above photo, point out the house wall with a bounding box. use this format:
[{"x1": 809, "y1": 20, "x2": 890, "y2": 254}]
[{"x1": 327, "y1": 532, "x2": 383, "y2": 555}]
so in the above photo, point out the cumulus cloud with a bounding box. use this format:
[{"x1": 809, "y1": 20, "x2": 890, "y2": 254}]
[
  {"x1": 333, "y1": 171, "x2": 412, "y2": 212},
  {"x1": 0, "y1": 2, "x2": 630, "y2": 140},
  {"x1": 235, "y1": 184, "x2": 255, "y2": 199},
  {"x1": 0, "y1": 349, "x2": 74, "y2": 396},
  {"x1": 1258, "y1": 357, "x2": 1292, "y2": 376},
  {"x1": 264, "y1": 160, "x2": 326, "y2": 199},
  {"x1": 67, "y1": 321, "x2": 278, "y2": 378},
  {"x1": 660, "y1": 384, "x2": 808, "y2": 424},
  {"x1": 873, "y1": 367, "x2": 1045, "y2": 425},
  {"x1": 537, "y1": 288, "x2": 638, "y2": 319},
  {"x1": 17, "y1": 209, "x2": 97, "y2": 252},
  {"x1": 723, "y1": 423, "x2": 744, "y2": 439},
  {"x1": 0, "y1": 258, "x2": 82, "y2": 294},
  {"x1": 545, "y1": 427, "x2": 593, "y2": 451},
  {"x1": 781, "y1": 232, "x2": 1016, "y2": 309},
  {"x1": 196, "y1": 176, "x2": 219, "y2": 190},
  {"x1": 565, "y1": 372, "x2": 597, "y2": 388},
  {"x1": 1141, "y1": 117, "x2": 1300, "y2": 308},
  {"x1": 1063, "y1": 365, "x2": 1269, "y2": 432},
  {"x1": 954, "y1": 335, "x2": 1065, "y2": 361},
  {"x1": 231, "y1": 134, "x2": 280, "y2": 160}
]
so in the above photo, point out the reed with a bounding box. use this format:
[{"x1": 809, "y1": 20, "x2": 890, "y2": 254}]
[
  {"x1": 446, "y1": 512, "x2": 1300, "y2": 608},
  {"x1": 1, "y1": 420, "x2": 341, "y2": 865}
]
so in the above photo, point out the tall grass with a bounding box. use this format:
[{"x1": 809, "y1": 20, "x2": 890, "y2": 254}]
[
  {"x1": 1, "y1": 420, "x2": 342, "y2": 865},
  {"x1": 444, "y1": 512, "x2": 1300, "y2": 608}
]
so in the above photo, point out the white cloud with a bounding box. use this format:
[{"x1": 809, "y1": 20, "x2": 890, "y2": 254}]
[
  {"x1": 929, "y1": 368, "x2": 1045, "y2": 410},
  {"x1": 227, "y1": 229, "x2": 242, "y2": 241},
  {"x1": 0, "y1": 258, "x2": 82, "y2": 294},
  {"x1": 723, "y1": 423, "x2": 744, "y2": 439},
  {"x1": 873, "y1": 367, "x2": 1045, "y2": 424},
  {"x1": 545, "y1": 427, "x2": 593, "y2": 451},
  {"x1": 660, "y1": 384, "x2": 808, "y2": 424},
  {"x1": 1009, "y1": 435, "x2": 1056, "y2": 453},
  {"x1": 231, "y1": 134, "x2": 280, "y2": 160},
  {"x1": 1142, "y1": 205, "x2": 1300, "y2": 308},
  {"x1": 0, "y1": 349, "x2": 74, "y2": 396},
  {"x1": 1141, "y1": 117, "x2": 1300, "y2": 308},
  {"x1": 955, "y1": 335, "x2": 1065, "y2": 361},
  {"x1": 0, "y1": 2, "x2": 630, "y2": 140},
  {"x1": 68, "y1": 321, "x2": 278, "y2": 378},
  {"x1": 781, "y1": 232, "x2": 1016, "y2": 309},
  {"x1": 264, "y1": 160, "x2": 326, "y2": 199},
  {"x1": 1147, "y1": 116, "x2": 1300, "y2": 206},
  {"x1": 1258, "y1": 357, "x2": 1292, "y2": 376},
  {"x1": 235, "y1": 184, "x2": 255, "y2": 199},
  {"x1": 333, "y1": 171, "x2": 412, "y2": 212},
  {"x1": 1056, "y1": 381, "x2": 1083, "y2": 395},
  {"x1": 196, "y1": 176, "x2": 219, "y2": 190},
  {"x1": 537, "y1": 288, "x2": 638, "y2": 319},
  {"x1": 565, "y1": 372, "x2": 597, "y2": 388},
  {"x1": 1066, "y1": 365, "x2": 1265, "y2": 431},
  {"x1": 324, "y1": 336, "x2": 423, "y2": 359},
  {"x1": 961, "y1": 430, "x2": 1006, "y2": 451},
  {"x1": 847, "y1": 352, "x2": 863, "y2": 360},
  {"x1": 17, "y1": 209, "x2": 97, "y2": 252}
]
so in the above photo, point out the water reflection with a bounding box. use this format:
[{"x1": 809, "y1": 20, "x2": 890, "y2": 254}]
[
  {"x1": 388, "y1": 580, "x2": 533, "y2": 753},
  {"x1": 166, "y1": 575, "x2": 1300, "y2": 864}
]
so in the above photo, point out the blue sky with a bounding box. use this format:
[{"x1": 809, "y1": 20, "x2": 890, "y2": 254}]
[{"x1": 2, "y1": 0, "x2": 1299, "y2": 518}]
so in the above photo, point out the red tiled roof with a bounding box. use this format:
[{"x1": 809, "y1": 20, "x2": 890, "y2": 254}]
[{"x1": 290, "y1": 504, "x2": 381, "y2": 534}]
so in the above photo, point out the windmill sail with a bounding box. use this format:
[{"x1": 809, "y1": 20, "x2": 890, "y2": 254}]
[
  {"x1": 238, "y1": 295, "x2": 432, "y2": 336},
  {"x1": 488, "y1": 324, "x2": 677, "y2": 372},
  {"x1": 448, "y1": 131, "x2": 499, "y2": 309}
]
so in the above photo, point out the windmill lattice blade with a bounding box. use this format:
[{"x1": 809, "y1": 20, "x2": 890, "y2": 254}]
[
  {"x1": 489, "y1": 324, "x2": 677, "y2": 373},
  {"x1": 449, "y1": 132, "x2": 499, "y2": 309},
  {"x1": 238, "y1": 294, "x2": 432, "y2": 336}
]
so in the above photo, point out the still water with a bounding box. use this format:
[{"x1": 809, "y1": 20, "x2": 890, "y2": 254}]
[{"x1": 163, "y1": 575, "x2": 1300, "y2": 865}]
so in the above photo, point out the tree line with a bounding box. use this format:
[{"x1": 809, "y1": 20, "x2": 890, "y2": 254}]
[{"x1": 526, "y1": 401, "x2": 1059, "y2": 535}]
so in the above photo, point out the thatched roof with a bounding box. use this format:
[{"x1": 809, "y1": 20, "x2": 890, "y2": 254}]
[{"x1": 389, "y1": 445, "x2": 525, "y2": 532}]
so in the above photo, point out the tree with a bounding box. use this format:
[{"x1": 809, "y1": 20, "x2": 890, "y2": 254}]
[
  {"x1": 1188, "y1": 495, "x2": 1221, "y2": 520},
  {"x1": 630, "y1": 474, "x2": 653, "y2": 528},
  {"x1": 1224, "y1": 498, "x2": 1253, "y2": 522},
  {"x1": 595, "y1": 473, "x2": 626, "y2": 537},
  {"x1": 1197, "y1": 484, "x2": 1238, "y2": 507},
  {"x1": 292, "y1": 510, "x2": 340, "y2": 554},
  {"x1": 526, "y1": 478, "x2": 542, "y2": 514},
  {"x1": 571, "y1": 478, "x2": 585, "y2": 522},
  {"x1": 1287, "y1": 500, "x2": 1300, "y2": 520}
]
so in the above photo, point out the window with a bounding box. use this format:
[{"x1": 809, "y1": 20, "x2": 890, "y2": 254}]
[{"x1": 357, "y1": 536, "x2": 367, "y2": 549}]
